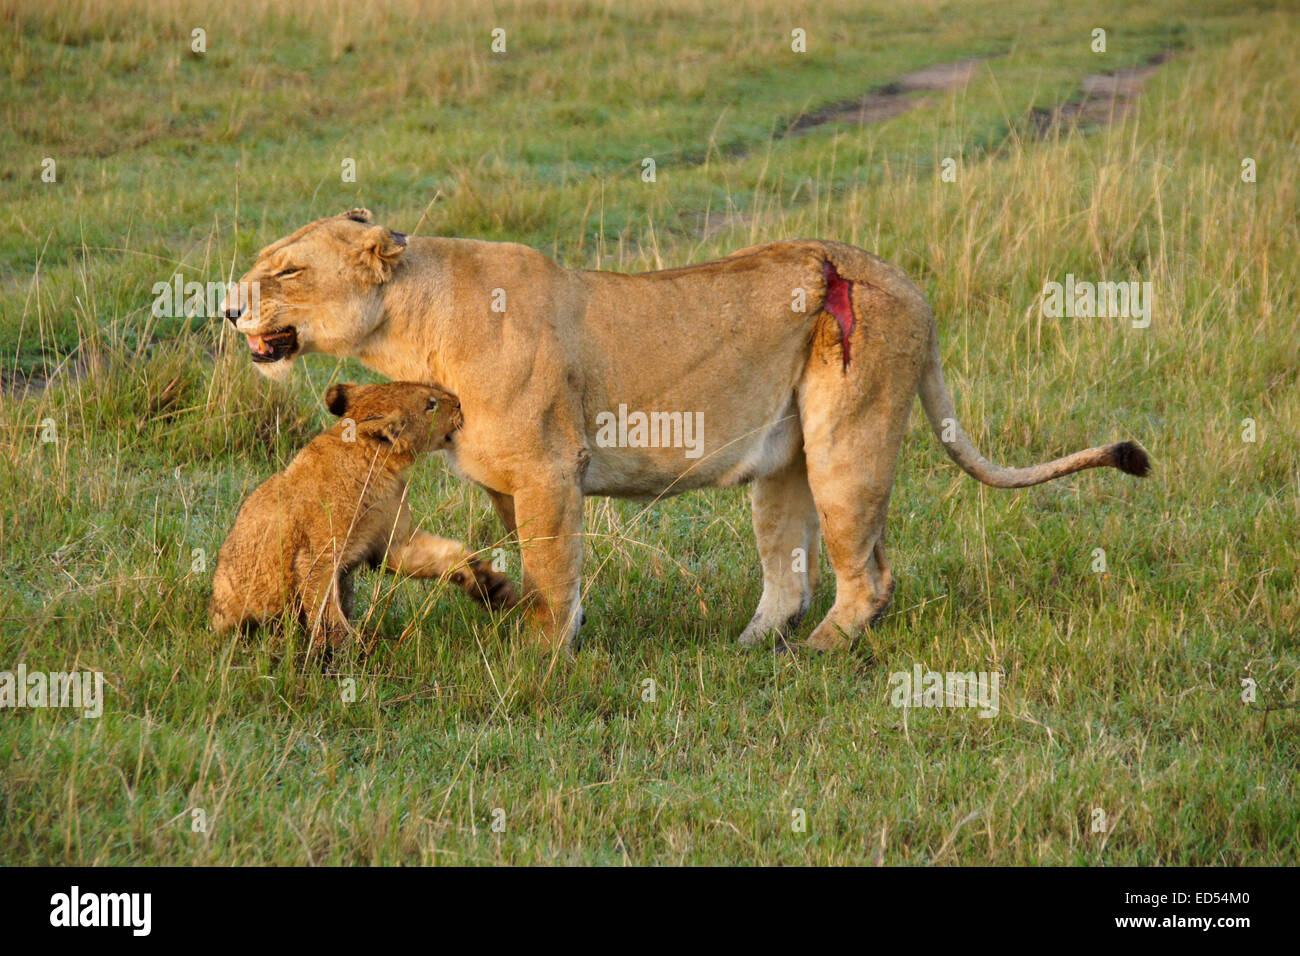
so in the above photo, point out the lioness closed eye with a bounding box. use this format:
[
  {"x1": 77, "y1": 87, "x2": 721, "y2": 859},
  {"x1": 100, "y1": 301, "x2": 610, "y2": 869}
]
[
  {"x1": 221, "y1": 209, "x2": 1150, "y2": 652},
  {"x1": 210, "y1": 381, "x2": 518, "y2": 652}
]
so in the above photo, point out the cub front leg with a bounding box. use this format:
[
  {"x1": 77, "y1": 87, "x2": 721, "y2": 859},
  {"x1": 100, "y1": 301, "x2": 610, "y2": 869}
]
[
  {"x1": 512, "y1": 480, "x2": 585, "y2": 650},
  {"x1": 385, "y1": 529, "x2": 519, "y2": 610},
  {"x1": 298, "y1": 563, "x2": 354, "y2": 655}
]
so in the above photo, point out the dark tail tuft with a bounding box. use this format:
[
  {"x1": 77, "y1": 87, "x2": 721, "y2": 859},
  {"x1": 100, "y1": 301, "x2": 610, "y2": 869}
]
[{"x1": 1110, "y1": 441, "x2": 1151, "y2": 477}]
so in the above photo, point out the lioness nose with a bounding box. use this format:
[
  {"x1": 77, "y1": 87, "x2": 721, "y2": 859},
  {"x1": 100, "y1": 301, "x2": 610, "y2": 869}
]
[{"x1": 223, "y1": 304, "x2": 243, "y2": 322}]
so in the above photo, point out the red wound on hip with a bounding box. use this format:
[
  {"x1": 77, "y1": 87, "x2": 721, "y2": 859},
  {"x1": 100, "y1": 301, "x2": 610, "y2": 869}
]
[{"x1": 822, "y1": 259, "x2": 856, "y2": 370}]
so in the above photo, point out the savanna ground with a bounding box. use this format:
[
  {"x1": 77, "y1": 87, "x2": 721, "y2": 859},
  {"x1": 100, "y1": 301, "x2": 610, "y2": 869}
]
[{"x1": 1, "y1": 0, "x2": 1297, "y2": 865}]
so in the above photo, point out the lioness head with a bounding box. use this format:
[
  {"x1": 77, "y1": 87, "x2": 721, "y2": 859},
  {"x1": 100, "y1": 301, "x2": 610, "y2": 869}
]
[
  {"x1": 221, "y1": 209, "x2": 407, "y2": 380},
  {"x1": 323, "y1": 381, "x2": 462, "y2": 456}
]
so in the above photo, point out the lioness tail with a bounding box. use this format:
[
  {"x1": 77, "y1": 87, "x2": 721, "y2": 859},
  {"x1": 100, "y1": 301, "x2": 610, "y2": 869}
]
[{"x1": 917, "y1": 332, "x2": 1150, "y2": 488}]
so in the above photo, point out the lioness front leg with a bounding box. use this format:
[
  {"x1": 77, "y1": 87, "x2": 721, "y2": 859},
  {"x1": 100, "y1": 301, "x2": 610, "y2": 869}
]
[
  {"x1": 512, "y1": 480, "x2": 585, "y2": 650},
  {"x1": 385, "y1": 529, "x2": 519, "y2": 610},
  {"x1": 484, "y1": 488, "x2": 518, "y2": 539}
]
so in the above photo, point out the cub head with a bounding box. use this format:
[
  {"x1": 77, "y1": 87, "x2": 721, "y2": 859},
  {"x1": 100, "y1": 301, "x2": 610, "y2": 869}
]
[
  {"x1": 323, "y1": 381, "x2": 462, "y2": 457},
  {"x1": 220, "y1": 209, "x2": 407, "y2": 380}
]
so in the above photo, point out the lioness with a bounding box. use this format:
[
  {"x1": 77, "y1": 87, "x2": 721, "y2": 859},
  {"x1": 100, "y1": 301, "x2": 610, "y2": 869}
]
[
  {"x1": 220, "y1": 209, "x2": 1149, "y2": 651},
  {"x1": 210, "y1": 380, "x2": 518, "y2": 650}
]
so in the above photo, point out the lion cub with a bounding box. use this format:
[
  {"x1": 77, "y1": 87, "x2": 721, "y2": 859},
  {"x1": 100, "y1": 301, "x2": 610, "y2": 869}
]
[{"x1": 210, "y1": 381, "x2": 517, "y2": 651}]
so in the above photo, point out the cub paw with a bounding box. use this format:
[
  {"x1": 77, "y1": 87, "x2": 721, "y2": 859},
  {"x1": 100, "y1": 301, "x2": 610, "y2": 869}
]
[{"x1": 461, "y1": 559, "x2": 520, "y2": 610}]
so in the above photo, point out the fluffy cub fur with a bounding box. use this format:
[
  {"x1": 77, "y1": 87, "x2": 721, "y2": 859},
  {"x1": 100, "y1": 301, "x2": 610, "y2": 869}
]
[{"x1": 210, "y1": 381, "x2": 517, "y2": 651}]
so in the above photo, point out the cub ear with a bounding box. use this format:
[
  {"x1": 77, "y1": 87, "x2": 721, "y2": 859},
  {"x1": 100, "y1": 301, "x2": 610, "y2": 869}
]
[
  {"x1": 357, "y1": 225, "x2": 406, "y2": 282},
  {"x1": 324, "y1": 383, "x2": 354, "y2": 417},
  {"x1": 359, "y1": 412, "x2": 413, "y2": 454},
  {"x1": 341, "y1": 208, "x2": 373, "y2": 223}
]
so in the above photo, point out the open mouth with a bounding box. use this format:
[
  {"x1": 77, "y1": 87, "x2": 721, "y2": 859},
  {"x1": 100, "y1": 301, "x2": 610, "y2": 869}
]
[{"x1": 246, "y1": 327, "x2": 298, "y2": 363}]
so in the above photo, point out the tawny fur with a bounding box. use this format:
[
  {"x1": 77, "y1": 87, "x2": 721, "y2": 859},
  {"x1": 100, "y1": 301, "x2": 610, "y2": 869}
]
[
  {"x1": 221, "y1": 210, "x2": 1150, "y2": 652},
  {"x1": 209, "y1": 381, "x2": 518, "y2": 652}
]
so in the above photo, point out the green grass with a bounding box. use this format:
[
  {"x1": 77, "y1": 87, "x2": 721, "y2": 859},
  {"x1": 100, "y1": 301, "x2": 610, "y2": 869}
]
[{"x1": 1, "y1": 0, "x2": 1297, "y2": 864}]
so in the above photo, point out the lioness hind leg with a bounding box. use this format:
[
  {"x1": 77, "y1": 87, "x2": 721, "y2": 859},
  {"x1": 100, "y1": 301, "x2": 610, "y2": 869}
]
[
  {"x1": 738, "y1": 452, "x2": 821, "y2": 647},
  {"x1": 802, "y1": 428, "x2": 902, "y2": 651},
  {"x1": 799, "y1": 307, "x2": 924, "y2": 651}
]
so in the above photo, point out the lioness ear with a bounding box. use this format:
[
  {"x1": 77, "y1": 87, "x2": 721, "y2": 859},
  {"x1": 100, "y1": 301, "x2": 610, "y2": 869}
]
[
  {"x1": 341, "y1": 208, "x2": 373, "y2": 224},
  {"x1": 324, "y1": 383, "x2": 353, "y2": 417},
  {"x1": 357, "y1": 225, "x2": 406, "y2": 282}
]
